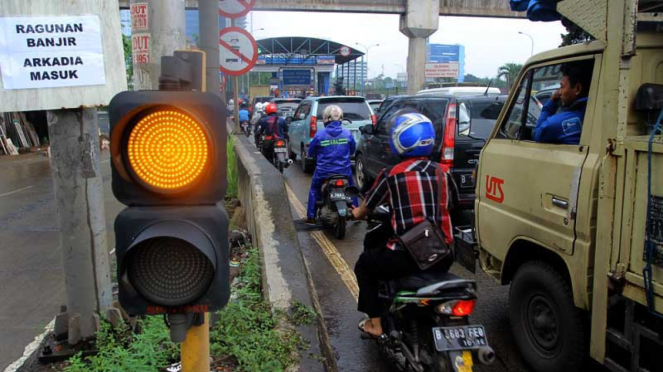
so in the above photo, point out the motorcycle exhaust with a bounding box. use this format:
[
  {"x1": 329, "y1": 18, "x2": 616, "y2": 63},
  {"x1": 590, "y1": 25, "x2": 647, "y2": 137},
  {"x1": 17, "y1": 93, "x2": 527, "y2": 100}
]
[
  {"x1": 477, "y1": 346, "x2": 496, "y2": 365},
  {"x1": 286, "y1": 159, "x2": 293, "y2": 165}
]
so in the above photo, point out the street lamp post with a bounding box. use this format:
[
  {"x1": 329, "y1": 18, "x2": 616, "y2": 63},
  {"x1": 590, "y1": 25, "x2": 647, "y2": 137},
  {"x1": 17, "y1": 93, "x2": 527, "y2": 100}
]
[
  {"x1": 518, "y1": 31, "x2": 534, "y2": 57},
  {"x1": 355, "y1": 42, "x2": 379, "y2": 96}
]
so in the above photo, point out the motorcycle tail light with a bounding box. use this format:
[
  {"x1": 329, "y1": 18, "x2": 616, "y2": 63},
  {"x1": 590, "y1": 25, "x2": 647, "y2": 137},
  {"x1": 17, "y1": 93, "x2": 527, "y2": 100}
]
[
  {"x1": 265, "y1": 135, "x2": 273, "y2": 140},
  {"x1": 452, "y1": 300, "x2": 476, "y2": 316},
  {"x1": 276, "y1": 140, "x2": 285, "y2": 147},
  {"x1": 335, "y1": 179, "x2": 345, "y2": 187},
  {"x1": 435, "y1": 299, "x2": 476, "y2": 316}
]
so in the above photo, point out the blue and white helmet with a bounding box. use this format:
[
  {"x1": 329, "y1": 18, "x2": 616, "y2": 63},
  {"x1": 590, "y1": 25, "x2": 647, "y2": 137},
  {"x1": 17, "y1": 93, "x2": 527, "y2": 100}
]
[{"x1": 388, "y1": 112, "x2": 436, "y2": 157}]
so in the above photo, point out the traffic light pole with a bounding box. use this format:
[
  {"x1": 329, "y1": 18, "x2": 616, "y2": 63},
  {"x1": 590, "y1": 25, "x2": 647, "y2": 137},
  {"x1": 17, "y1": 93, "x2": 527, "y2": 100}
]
[
  {"x1": 47, "y1": 108, "x2": 113, "y2": 344},
  {"x1": 181, "y1": 314, "x2": 210, "y2": 372}
]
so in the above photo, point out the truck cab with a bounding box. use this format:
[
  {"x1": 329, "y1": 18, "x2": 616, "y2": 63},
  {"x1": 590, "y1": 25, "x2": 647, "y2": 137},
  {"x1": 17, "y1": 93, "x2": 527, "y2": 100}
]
[{"x1": 467, "y1": 2, "x2": 663, "y2": 371}]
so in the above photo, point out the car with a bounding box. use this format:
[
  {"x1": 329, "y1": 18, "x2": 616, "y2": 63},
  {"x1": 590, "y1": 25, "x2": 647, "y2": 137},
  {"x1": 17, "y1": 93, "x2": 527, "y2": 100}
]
[
  {"x1": 416, "y1": 86, "x2": 502, "y2": 96},
  {"x1": 288, "y1": 96, "x2": 376, "y2": 173},
  {"x1": 367, "y1": 99, "x2": 383, "y2": 114},
  {"x1": 374, "y1": 95, "x2": 406, "y2": 117},
  {"x1": 270, "y1": 98, "x2": 302, "y2": 119},
  {"x1": 354, "y1": 94, "x2": 507, "y2": 212}
]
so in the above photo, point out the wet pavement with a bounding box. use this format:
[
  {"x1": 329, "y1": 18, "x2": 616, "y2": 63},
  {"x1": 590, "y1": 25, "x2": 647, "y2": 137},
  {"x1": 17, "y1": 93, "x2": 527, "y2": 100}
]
[
  {"x1": 0, "y1": 151, "x2": 123, "y2": 371},
  {"x1": 273, "y1": 141, "x2": 534, "y2": 372}
]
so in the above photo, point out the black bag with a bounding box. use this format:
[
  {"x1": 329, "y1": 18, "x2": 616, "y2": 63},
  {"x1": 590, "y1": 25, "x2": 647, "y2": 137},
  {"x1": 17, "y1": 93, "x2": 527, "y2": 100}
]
[{"x1": 398, "y1": 166, "x2": 452, "y2": 270}]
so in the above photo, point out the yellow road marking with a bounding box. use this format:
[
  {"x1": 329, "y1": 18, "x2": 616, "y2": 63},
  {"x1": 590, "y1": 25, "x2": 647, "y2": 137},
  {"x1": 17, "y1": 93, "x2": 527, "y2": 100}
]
[{"x1": 284, "y1": 182, "x2": 359, "y2": 302}]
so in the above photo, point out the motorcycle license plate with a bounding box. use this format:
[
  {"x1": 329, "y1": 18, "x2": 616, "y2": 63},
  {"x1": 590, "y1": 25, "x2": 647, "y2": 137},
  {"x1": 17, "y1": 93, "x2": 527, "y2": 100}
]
[
  {"x1": 330, "y1": 192, "x2": 347, "y2": 200},
  {"x1": 432, "y1": 325, "x2": 488, "y2": 352},
  {"x1": 274, "y1": 147, "x2": 287, "y2": 153}
]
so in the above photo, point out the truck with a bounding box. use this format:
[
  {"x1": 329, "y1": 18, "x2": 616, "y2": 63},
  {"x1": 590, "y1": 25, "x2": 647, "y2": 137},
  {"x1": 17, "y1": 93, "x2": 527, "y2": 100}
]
[{"x1": 459, "y1": 1, "x2": 663, "y2": 371}]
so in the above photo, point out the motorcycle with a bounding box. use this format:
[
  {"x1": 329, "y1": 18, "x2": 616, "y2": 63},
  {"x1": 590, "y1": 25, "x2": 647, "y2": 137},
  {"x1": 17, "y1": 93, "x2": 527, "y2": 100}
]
[
  {"x1": 314, "y1": 175, "x2": 356, "y2": 239},
  {"x1": 357, "y1": 202, "x2": 496, "y2": 372},
  {"x1": 260, "y1": 134, "x2": 292, "y2": 174},
  {"x1": 240, "y1": 120, "x2": 251, "y2": 137}
]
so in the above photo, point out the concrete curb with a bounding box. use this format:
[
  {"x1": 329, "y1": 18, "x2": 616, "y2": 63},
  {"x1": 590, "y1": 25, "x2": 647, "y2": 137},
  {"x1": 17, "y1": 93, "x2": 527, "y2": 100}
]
[{"x1": 230, "y1": 128, "x2": 335, "y2": 372}]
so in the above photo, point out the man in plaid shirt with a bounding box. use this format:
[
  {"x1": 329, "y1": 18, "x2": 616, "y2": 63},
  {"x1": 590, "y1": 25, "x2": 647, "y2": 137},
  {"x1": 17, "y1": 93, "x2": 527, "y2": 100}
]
[{"x1": 351, "y1": 112, "x2": 456, "y2": 338}]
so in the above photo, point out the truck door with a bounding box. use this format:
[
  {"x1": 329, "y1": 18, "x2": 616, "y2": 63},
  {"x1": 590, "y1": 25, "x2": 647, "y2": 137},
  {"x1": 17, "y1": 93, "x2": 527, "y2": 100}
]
[{"x1": 477, "y1": 59, "x2": 595, "y2": 256}]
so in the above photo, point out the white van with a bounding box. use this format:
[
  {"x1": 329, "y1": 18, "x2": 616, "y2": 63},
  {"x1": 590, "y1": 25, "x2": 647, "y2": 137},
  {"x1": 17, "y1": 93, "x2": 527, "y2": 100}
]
[{"x1": 416, "y1": 86, "x2": 501, "y2": 96}]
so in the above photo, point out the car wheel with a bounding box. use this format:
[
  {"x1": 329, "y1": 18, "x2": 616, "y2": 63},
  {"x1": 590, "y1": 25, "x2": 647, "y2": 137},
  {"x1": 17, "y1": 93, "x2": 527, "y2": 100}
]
[
  {"x1": 301, "y1": 146, "x2": 313, "y2": 174},
  {"x1": 509, "y1": 261, "x2": 584, "y2": 372},
  {"x1": 355, "y1": 156, "x2": 373, "y2": 192}
]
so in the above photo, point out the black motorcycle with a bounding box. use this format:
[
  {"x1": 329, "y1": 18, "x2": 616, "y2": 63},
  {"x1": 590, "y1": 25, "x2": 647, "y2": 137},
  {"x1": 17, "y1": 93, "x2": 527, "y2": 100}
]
[
  {"x1": 260, "y1": 135, "x2": 292, "y2": 174},
  {"x1": 314, "y1": 175, "x2": 356, "y2": 239},
  {"x1": 359, "y1": 203, "x2": 496, "y2": 372},
  {"x1": 240, "y1": 120, "x2": 251, "y2": 137}
]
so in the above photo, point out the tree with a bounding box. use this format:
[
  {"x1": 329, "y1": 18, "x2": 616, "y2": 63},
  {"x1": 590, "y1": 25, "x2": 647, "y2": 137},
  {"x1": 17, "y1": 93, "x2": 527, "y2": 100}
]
[
  {"x1": 497, "y1": 63, "x2": 523, "y2": 91},
  {"x1": 559, "y1": 18, "x2": 594, "y2": 47},
  {"x1": 122, "y1": 34, "x2": 133, "y2": 89}
]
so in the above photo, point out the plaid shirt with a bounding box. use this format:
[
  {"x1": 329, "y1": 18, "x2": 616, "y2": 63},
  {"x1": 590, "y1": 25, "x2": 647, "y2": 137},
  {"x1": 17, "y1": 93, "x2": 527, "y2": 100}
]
[{"x1": 365, "y1": 158, "x2": 454, "y2": 250}]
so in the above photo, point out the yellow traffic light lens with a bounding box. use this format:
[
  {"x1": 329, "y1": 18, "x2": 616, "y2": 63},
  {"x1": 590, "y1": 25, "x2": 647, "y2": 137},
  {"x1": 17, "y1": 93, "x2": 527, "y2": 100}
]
[{"x1": 127, "y1": 109, "x2": 209, "y2": 192}]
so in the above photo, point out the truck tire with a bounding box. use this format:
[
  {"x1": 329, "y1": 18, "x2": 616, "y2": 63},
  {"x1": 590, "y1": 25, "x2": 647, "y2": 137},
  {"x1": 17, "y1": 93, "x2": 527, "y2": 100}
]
[{"x1": 509, "y1": 261, "x2": 584, "y2": 372}]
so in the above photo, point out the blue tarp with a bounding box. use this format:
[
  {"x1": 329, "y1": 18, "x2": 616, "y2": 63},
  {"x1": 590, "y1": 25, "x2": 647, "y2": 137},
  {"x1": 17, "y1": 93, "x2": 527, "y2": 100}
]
[{"x1": 510, "y1": 0, "x2": 561, "y2": 22}]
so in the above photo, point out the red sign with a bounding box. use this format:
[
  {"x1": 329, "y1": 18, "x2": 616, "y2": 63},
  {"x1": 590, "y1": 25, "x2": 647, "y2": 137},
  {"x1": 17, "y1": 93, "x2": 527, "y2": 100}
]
[
  {"x1": 485, "y1": 175, "x2": 505, "y2": 203},
  {"x1": 218, "y1": 0, "x2": 256, "y2": 19},
  {"x1": 219, "y1": 27, "x2": 258, "y2": 76},
  {"x1": 131, "y1": 33, "x2": 150, "y2": 65},
  {"x1": 130, "y1": 3, "x2": 148, "y2": 31}
]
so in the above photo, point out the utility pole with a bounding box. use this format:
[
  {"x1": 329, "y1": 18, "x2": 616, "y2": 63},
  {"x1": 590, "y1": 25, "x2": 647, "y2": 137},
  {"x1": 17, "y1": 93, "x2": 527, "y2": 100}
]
[
  {"x1": 199, "y1": 0, "x2": 220, "y2": 97},
  {"x1": 130, "y1": 0, "x2": 186, "y2": 90},
  {"x1": 400, "y1": 0, "x2": 438, "y2": 94},
  {"x1": 48, "y1": 108, "x2": 113, "y2": 345}
]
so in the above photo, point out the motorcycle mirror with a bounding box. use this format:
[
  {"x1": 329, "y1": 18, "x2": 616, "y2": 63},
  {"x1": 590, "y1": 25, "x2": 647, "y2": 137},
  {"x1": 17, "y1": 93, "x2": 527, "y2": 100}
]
[{"x1": 344, "y1": 186, "x2": 359, "y2": 197}]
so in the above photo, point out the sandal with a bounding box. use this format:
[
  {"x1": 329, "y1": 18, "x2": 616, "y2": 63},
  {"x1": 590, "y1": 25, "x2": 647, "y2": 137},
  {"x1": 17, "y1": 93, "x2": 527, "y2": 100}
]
[{"x1": 358, "y1": 318, "x2": 383, "y2": 339}]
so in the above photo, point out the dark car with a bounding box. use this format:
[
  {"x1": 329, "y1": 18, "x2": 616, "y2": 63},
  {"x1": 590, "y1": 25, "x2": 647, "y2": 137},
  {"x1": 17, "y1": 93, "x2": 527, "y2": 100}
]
[
  {"x1": 270, "y1": 98, "x2": 302, "y2": 119},
  {"x1": 374, "y1": 95, "x2": 406, "y2": 116},
  {"x1": 354, "y1": 94, "x2": 507, "y2": 211}
]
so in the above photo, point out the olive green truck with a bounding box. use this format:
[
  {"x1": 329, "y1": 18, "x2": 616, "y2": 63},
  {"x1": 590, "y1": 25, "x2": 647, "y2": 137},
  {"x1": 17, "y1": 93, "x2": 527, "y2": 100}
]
[{"x1": 460, "y1": 1, "x2": 663, "y2": 371}]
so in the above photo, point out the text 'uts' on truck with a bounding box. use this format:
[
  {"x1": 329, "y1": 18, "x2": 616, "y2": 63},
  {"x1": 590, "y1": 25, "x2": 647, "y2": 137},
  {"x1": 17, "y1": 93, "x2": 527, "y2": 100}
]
[{"x1": 457, "y1": 2, "x2": 663, "y2": 372}]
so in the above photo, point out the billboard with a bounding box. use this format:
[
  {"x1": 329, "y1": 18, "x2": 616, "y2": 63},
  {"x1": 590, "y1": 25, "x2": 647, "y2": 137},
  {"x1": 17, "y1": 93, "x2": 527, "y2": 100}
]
[
  {"x1": 425, "y1": 62, "x2": 459, "y2": 79},
  {"x1": 426, "y1": 43, "x2": 465, "y2": 82}
]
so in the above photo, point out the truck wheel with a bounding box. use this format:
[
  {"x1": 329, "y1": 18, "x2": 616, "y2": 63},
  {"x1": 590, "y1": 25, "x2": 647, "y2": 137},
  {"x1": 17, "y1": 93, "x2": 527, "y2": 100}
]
[{"x1": 509, "y1": 261, "x2": 584, "y2": 372}]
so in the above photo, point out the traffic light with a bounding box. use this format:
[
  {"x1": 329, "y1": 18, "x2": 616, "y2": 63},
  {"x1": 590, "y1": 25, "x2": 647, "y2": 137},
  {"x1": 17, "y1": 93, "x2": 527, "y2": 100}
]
[{"x1": 108, "y1": 90, "x2": 230, "y2": 319}]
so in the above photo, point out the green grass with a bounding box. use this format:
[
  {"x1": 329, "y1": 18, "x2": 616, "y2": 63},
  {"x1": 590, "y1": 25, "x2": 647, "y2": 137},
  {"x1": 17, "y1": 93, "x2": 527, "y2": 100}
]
[
  {"x1": 64, "y1": 317, "x2": 178, "y2": 372},
  {"x1": 210, "y1": 247, "x2": 307, "y2": 372},
  {"x1": 226, "y1": 135, "x2": 238, "y2": 198}
]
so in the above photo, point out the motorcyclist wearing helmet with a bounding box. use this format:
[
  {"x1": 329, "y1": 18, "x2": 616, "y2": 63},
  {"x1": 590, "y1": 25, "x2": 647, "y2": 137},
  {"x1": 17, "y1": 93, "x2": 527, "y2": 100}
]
[
  {"x1": 351, "y1": 111, "x2": 456, "y2": 338},
  {"x1": 304, "y1": 105, "x2": 357, "y2": 224},
  {"x1": 257, "y1": 102, "x2": 286, "y2": 158},
  {"x1": 239, "y1": 102, "x2": 250, "y2": 124}
]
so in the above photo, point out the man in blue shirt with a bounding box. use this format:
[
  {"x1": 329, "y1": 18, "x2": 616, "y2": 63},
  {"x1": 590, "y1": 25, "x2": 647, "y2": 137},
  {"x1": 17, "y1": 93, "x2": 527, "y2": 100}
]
[
  {"x1": 533, "y1": 62, "x2": 592, "y2": 145},
  {"x1": 305, "y1": 105, "x2": 357, "y2": 224}
]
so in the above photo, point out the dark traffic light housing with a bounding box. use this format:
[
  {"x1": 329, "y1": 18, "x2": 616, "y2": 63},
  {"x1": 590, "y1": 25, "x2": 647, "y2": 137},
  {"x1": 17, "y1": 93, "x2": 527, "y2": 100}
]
[{"x1": 109, "y1": 86, "x2": 230, "y2": 319}]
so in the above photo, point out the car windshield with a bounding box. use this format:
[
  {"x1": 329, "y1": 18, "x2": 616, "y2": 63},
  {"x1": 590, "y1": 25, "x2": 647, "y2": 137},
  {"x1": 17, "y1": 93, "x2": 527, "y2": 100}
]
[
  {"x1": 458, "y1": 100, "x2": 506, "y2": 139},
  {"x1": 316, "y1": 99, "x2": 372, "y2": 121}
]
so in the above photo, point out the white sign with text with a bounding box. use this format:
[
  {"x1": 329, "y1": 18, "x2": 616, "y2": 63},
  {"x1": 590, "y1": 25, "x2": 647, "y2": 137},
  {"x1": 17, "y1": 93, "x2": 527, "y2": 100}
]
[
  {"x1": 425, "y1": 62, "x2": 459, "y2": 79},
  {"x1": 0, "y1": 15, "x2": 106, "y2": 89}
]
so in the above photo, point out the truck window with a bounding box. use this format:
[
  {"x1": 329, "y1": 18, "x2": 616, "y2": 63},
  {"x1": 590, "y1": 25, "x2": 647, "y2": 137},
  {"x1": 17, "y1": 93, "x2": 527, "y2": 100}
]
[
  {"x1": 496, "y1": 74, "x2": 531, "y2": 140},
  {"x1": 523, "y1": 60, "x2": 593, "y2": 143}
]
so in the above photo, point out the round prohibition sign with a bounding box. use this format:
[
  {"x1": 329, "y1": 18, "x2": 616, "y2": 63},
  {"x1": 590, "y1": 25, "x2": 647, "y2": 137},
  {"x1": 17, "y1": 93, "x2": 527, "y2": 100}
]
[
  {"x1": 219, "y1": 27, "x2": 258, "y2": 76},
  {"x1": 218, "y1": 0, "x2": 256, "y2": 18},
  {"x1": 340, "y1": 46, "x2": 351, "y2": 57}
]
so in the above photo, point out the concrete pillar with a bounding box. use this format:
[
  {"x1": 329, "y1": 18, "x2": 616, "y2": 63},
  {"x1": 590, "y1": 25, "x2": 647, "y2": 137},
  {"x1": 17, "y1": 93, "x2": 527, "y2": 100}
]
[
  {"x1": 130, "y1": 0, "x2": 186, "y2": 90},
  {"x1": 199, "y1": 0, "x2": 220, "y2": 96},
  {"x1": 400, "y1": 0, "x2": 439, "y2": 94},
  {"x1": 47, "y1": 108, "x2": 113, "y2": 343}
]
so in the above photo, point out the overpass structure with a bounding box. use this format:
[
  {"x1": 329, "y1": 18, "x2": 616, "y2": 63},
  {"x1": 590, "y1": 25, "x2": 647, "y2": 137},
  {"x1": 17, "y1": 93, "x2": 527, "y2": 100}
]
[{"x1": 120, "y1": 0, "x2": 526, "y2": 93}]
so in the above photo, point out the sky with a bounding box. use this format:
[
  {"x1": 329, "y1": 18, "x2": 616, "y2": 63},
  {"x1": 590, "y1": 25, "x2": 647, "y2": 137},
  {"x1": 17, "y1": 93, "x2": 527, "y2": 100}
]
[{"x1": 250, "y1": 11, "x2": 567, "y2": 79}]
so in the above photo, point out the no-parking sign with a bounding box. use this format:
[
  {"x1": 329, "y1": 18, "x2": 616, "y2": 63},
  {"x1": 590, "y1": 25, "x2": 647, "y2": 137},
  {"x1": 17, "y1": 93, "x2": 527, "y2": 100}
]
[
  {"x1": 218, "y1": 0, "x2": 256, "y2": 18},
  {"x1": 219, "y1": 27, "x2": 257, "y2": 76}
]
